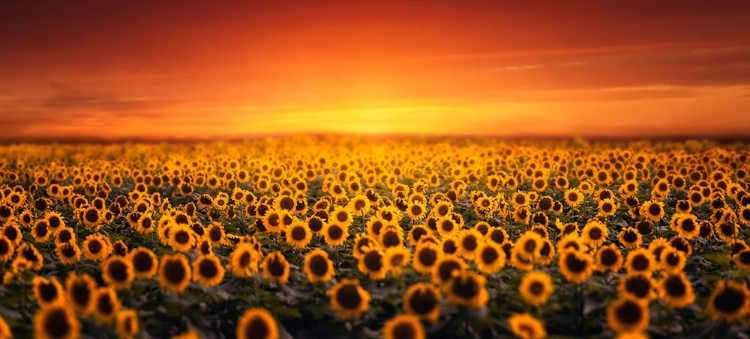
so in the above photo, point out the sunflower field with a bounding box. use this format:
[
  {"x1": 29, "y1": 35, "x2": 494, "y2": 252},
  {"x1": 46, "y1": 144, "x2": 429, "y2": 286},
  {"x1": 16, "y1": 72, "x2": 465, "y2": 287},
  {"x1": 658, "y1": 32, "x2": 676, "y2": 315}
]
[{"x1": 0, "y1": 136, "x2": 749, "y2": 339}]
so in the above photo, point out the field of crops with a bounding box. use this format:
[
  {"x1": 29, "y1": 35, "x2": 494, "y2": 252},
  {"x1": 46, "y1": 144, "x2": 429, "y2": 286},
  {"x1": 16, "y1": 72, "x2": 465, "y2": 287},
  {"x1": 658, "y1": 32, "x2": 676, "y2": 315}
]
[{"x1": 0, "y1": 136, "x2": 748, "y2": 339}]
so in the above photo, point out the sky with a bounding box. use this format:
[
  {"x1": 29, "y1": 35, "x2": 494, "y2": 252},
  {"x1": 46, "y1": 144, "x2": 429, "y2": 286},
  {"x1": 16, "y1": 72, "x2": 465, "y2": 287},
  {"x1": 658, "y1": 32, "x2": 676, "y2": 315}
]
[{"x1": 1, "y1": 0, "x2": 750, "y2": 141}]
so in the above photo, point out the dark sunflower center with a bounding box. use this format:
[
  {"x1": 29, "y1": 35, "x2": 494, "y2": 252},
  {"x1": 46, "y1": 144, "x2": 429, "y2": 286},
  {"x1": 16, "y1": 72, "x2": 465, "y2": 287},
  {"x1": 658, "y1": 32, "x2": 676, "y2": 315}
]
[
  {"x1": 681, "y1": 219, "x2": 695, "y2": 232},
  {"x1": 44, "y1": 308, "x2": 71, "y2": 338},
  {"x1": 664, "y1": 275, "x2": 686, "y2": 297},
  {"x1": 97, "y1": 294, "x2": 114, "y2": 315},
  {"x1": 720, "y1": 223, "x2": 735, "y2": 236},
  {"x1": 291, "y1": 226, "x2": 307, "y2": 241},
  {"x1": 599, "y1": 249, "x2": 618, "y2": 266},
  {"x1": 267, "y1": 257, "x2": 286, "y2": 277},
  {"x1": 418, "y1": 248, "x2": 437, "y2": 267},
  {"x1": 174, "y1": 230, "x2": 190, "y2": 244},
  {"x1": 441, "y1": 220, "x2": 454, "y2": 233},
  {"x1": 280, "y1": 197, "x2": 295, "y2": 210},
  {"x1": 523, "y1": 239, "x2": 537, "y2": 253},
  {"x1": 615, "y1": 300, "x2": 643, "y2": 325},
  {"x1": 664, "y1": 253, "x2": 680, "y2": 267},
  {"x1": 88, "y1": 240, "x2": 102, "y2": 254},
  {"x1": 452, "y1": 275, "x2": 479, "y2": 300},
  {"x1": 529, "y1": 281, "x2": 544, "y2": 296},
  {"x1": 336, "y1": 212, "x2": 348, "y2": 223},
  {"x1": 364, "y1": 251, "x2": 383, "y2": 272},
  {"x1": 564, "y1": 253, "x2": 588, "y2": 273},
  {"x1": 308, "y1": 255, "x2": 329, "y2": 276},
  {"x1": 623, "y1": 231, "x2": 638, "y2": 243},
  {"x1": 382, "y1": 231, "x2": 400, "y2": 247},
  {"x1": 412, "y1": 228, "x2": 427, "y2": 242},
  {"x1": 108, "y1": 260, "x2": 129, "y2": 282},
  {"x1": 328, "y1": 225, "x2": 344, "y2": 240},
  {"x1": 209, "y1": 227, "x2": 223, "y2": 242},
  {"x1": 85, "y1": 209, "x2": 99, "y2": 223},
  {"x1": 243, "y1": 317, "x2": 270, "y2": 339},
  {"x1": 438, "y1": 260, "x2": 461, "y2": 282},
  {"x1": 163, "y1": 260, "x2": 187, "y2": 283},
  {"x1": 631, "y1": 255, "x2": 650, "y2": 271},
  {"x1": 0, "y1": 239, "x2": 9, "y2": 255},
  {"x1": 392, "y1": 322, "x2": 416, "y2": 339},
  {"x1": 409, "y1": 289, "x2": 437, "y2": 314},
  {"x1": 132, "y1": 252, "x2": 154, "y2": 273},
  {"x1": 489, "y1": 230, "x2": 505, "y2": 244},
  {"x1": 648, "y1": 204, "x2": 661, "y2": 217},
  {"x1": 308, "y1": 218, "x2": 323, "y2": 232},
  {"x1": 625, "y1": 276, "x2": 651, "y2": 298},
  {"x1": 588, "y1": 228, "x2": 603, "y2": 240},
  {"x1": 336, "y1": 284, "x2": 363, "y2": 310},
  {"x1": 35, "y1": 222, "x2": 49, "y2": 237},
  {"x1": 713, "y1": 286, "x2": 745, "y2": 314},
  {"x1": 462, "y1": 236, "x2": 478, "y2": 251},
  {"x1": 568, "y1": 193, "x2": 578, "y2": 202},
  {"x1": 239, "y1": 252, "x2": 252, "y2": 268},
  {"x1": 38, "y1": 282, "x2": 59, "y2": 302},
  {"x1": 199, "y1": 259, "x2": 219, "y2": 278},
  {"x1": 481, "y1": 247, "x2": 499, "y2": 264}
]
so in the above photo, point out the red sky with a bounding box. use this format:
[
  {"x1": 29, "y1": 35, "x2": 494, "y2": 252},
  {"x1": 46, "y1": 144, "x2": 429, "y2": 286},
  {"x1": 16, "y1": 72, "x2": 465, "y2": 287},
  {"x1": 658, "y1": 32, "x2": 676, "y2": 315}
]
[{"x1": 1, "y1": 0, "x2": 750, "y2": 140}]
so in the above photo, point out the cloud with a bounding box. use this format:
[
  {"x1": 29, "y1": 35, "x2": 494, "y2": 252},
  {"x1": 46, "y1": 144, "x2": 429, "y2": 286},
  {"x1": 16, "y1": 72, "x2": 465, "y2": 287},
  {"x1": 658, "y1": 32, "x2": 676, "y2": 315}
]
[{"x1": 501, "y1": 64, "x2": 544, "y2": 71}]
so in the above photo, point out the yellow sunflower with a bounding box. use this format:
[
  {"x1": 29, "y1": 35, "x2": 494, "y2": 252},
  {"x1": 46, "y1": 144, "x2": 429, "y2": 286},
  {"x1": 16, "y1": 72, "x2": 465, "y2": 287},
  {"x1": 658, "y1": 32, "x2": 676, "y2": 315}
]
[{"x1": 328, "y1": 279, "x2": 371, "y2": 319}]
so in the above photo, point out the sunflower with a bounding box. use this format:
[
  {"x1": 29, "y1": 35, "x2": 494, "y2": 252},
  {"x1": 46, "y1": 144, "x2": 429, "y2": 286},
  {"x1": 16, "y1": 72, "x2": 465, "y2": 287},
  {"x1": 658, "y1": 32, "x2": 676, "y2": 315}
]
[
  {"x1": 91, "y1": 287, "x2": 121, "y2": 324},
  {"x1": 595, "y1": 244, "x2": 623, "y2": 272},
  {"x1": 306, "y1": 216, "x2": 326, "y2": 234},
  {"x1": 607, "y1": 296, "x2": 649, "y2": 333},
  {"x1": 640, "y1": 200, "x2": 664, "y2": 223},
  {"x1": 617, "y1": 227, "x2": 642, "y2": 249},
  {"x1": 581, "y1": 219, "x2": 608, "y2": 248},
  {"x1": 706, "y1": 280, "x2": 750, "y2": 322},
  {"x1": 18, "y1": 243, "x2": 44, "y2": 270},
  {"x1": 432, "y1": 201, "x2": 453, "y2": 218},
  {"x1": 385, "y1": 246, "x2": 411, "y2": 276},
  {"x1": 734, "y1": 248, "x2": 750, "y2": 271},
  {"x1": 167, "y1": 224, "x2": 196, "y2": 253},
  {"x1": 303, "y1": 249, "x2": 334, "y2": 283},
  {"x1": 555, "y1": 220, "x2": 579, "y2": 239},
  {"x1": 128, "y1": 247, "x2": 158, "y2": 280},
  {"x1": 659, "y1": 247, "x2": 686, "y2": 273},
  {"x1": 436, "y1": 217, "x2": 459, "y2": 237},
  {"x1": 403, "y1": 282, "x2": 441, "y2": 322},
  {"x1": 511, "y1": 191, "x2": 529, "y2": 208},
  {"x1": 559, "y1": 249, "x2": 593, "y2": 284},
  {"x1": 82, "y1": 234, "x2": 111, "y2": 262},
  {"x1": 0, "y1": 236, "x2": 13, "y2": 262},
  {"x1": 192, "y1": 254, "x2": 225, "y2": 287},
  {"x1": 330, "y1": 206, "x2": 353, "y2": 228},
  {"x1": 618, "y1": 273, "x2": 655, "y2": 301},
  {"x1": 657, "y1": 272, "x2": 695, "y2": 308},
  {"x1": 475, "y1": 241, "x2": 506, "y2": 274},
  {"x1": 406, "y1": 203, "x2": 427, "y2": 221},
  {"x1": 262, "y1": 210, "x2": 285, "y2": 233},
  {"x1": 380, "y1": 226, "x2": 404, "y2": 249},
  {"x1": 135, "y1": 213, "x2": 155, "y2": 234},
  {"x1": 101, "y1": 256, "x2": 134, "y2": 290},
  {"x1": 353, "y1": 234, "x2": 378, "y2": 258},
  {"x1": 519, "y1": 271, "x2": 554, "y2": 306},
  {"x1": 323, "y1": 222, "x2": 349, "y2": 247},
  {"x1": 715, "y1": 222, "x2": 738, "y2": 242},
  {"x1": 512, "y1": 206, "x2": 531, "y2": 225},
  {"x1": 358, "y1": 247, "x2": 388, "y2": 280},
  {"x1": 382, "y1": 314, "x2": 425, "y2": 339},
  {"x1": 285, "y1": 221, "x2": 312, "y2": 249},
  {"x1": 432, "y1": 254, "x2": 468, "y2": 286},
  {"x1": 31, "y1": 219, "x2": 51, "y2": 243},
  {"x1": 158, "y1": 253, "x2": 191, "y2": 293},
  {"x1": 236, "y1": 307, "x2": 279, "y2": 339},
  {"x1": 32, "y1": 276, "x2": 65, "y2": 308},
  {"x1": 564, "y1": 188, "x2": 584, "y2": 208},
  {"x1": 115, "y1": 309, "x2": 139, "y2": 339},
  {"x1": 413, "y1": 242, "x2": 444, "y2": 274},
  {"x1": 33, "y1": 303, "x2": 80, "y2": 339},
  {"x1": 348, "y1": 195, "x2": 371, "y2": 216},
  {"x1": 673, "y1": 213, "x2": 699, "y2": 239},
  {"x1": 515, "y1": 231, "x2": 543, "y2": 260},
  {"x1": 328, "y1": 279, "x2": 371, "y2": 319},
  {"x1": 486, "y1": 227, "x2": 509, "y2": 246},
  {"x1": 367, "y1": 217, "x2": 387, "y2": 238},
  {"x1": 446, "y1": 271, "x2": 489, "y2": 308},
  {"x1": 228, "y1": 244, "x2": 260, "y2": 278},
  {"x1": 262, "y1": 251, "x2": 290, "y2": 284},
  {"x1": 65, "y1": 273, "x2": 96, "y2": 315},
  {"x1": 1, "y1": 222, "x2": 21, "y2": 246},
  {"x1": 598, "y1": 198, "x2": 617, "y2": 217},
  {"x1": 625, "y1": 248, "x2": 656, "y2": 274},
  {"x1": 456, "y1": 229, "x2": 482, "y2": 260},
  {"x1": 82, "y1": 206, "x2": 101, "y2": 230},
  {"x1": 407, "y1": 225, "x2": 430, "y2": 246},
  {"x1": 507, "y1": 313, "x2": 546, "y2": 339}
]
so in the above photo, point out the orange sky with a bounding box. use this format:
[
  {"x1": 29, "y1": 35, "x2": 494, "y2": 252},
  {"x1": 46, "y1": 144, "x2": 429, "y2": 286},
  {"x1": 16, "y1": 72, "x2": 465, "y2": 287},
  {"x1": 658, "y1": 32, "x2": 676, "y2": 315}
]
[{"x1": 1, "y1": 0, "x2": 750, "y2": 140}]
